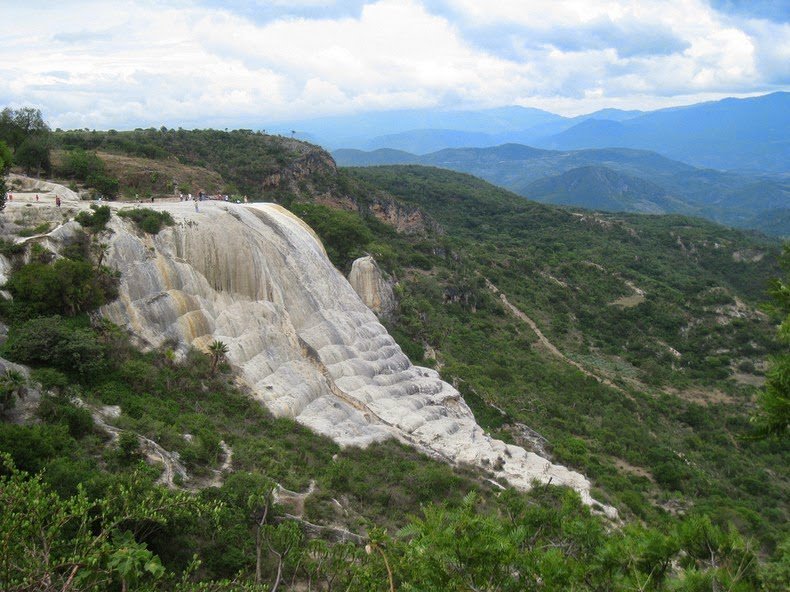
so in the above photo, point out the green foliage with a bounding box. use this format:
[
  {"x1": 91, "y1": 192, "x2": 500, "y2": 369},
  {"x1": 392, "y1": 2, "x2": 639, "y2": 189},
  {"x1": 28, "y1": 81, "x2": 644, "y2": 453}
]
[
  {"x1": 0, "y1": 455, "x2": 220, "y2": 592},
  {"x1": 0, "y1": 139, "x2": 11, "y2": 211},
  {"x1": 87, "y1": 171, "x2": 121, "y2": 198},
  {"x1": 16, "y1": 222, "x2": 52, "y2": 237},
  {"x1": 3, "y1": 315, "x2": 107, "y2": 377},
  {"x1": 4, "y1": 258, "x2": 118, "y2": 316},
  {"x1": 0, "y1": 139, "x2": 12, "y2": 174},
  {"x1": 0, "y1": 238, "x2": 25, "y2": 257},
  {"x1": 750, "y1": 243, "x2": 790, "y2": 439},
  {"x1": 289, "y1": 202, "x2": 374, "y2": 268},
  {"x1": 54, "y1": 127, "x2": 301, "y2": 198},
  {"x1": 117, "y1": 207, "x2": 175, "y2": 234},
  {"x1": 0, "y1": 106, "x2": 49, "y2": 152},
  {"x1": 0, "y1": 369, "x2": 26, "y2": 417},
  {"x1": 74, "y1": 203, "x2": 112, "y2": 232},
  {"x1": 60, "y1": 147, "x2": 105, "y2": 179},
  {"x1": 0, "y1": 106, "x2": 51, "y2": 183},
  {"x1": 208, "y1": 340, "x2": 229, "y2": 377},
  {"x1": 58, "y1": 148, "x2": 121, "y2": 197},
  {"x1": 15, "y1": 134, "x2": 52, "y2": 176}
]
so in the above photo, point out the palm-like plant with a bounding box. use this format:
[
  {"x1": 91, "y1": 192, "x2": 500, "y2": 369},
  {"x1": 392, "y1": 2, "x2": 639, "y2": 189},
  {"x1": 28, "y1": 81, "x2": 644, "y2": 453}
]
[{"x1": 208, "y1": 340, "x2": 229, "y2": 377}]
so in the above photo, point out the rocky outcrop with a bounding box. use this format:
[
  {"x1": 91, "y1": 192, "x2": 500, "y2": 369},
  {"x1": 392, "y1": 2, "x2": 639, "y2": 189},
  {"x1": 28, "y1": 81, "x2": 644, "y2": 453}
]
[
  {"x1": 348, "y1": 256, "x2": 395, "y2": 319},
  {"x1": 314, "y1": 193, "x2": 434, "y2": 234},
  {"x1": 2, "y1": 194, "x2": 615, "y2": 516},
  {"x1": 261, "y1": 143, "x2": 337, "y2": 191}
]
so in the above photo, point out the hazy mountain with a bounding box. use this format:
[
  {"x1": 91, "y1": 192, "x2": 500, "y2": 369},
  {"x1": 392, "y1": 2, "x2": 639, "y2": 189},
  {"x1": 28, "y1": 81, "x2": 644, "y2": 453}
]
[
  {"x1": 535, "y1": 92, "x2": 790, "y2": 173},
  {"x1": 333, "y1": 143, "x2": 790, "y2": 236},
  {"x1": 292, "y1": 93, "x2": 788, "y2": 174},
  {"x1": 353, "y1": 108, "x2": 650, "y2": 154},
  {"x1": 363, "y1": 128, "x2": 494, "y2": 153},
  {"x1": 522, "y1": 165, "x2": 690, "y2": 214},
  {"x1": 274, "y1": 105, "x2": 563, "y2": 149},
  {"x1": 333, "y1": 148, "x2": 421, "y2": 166}
]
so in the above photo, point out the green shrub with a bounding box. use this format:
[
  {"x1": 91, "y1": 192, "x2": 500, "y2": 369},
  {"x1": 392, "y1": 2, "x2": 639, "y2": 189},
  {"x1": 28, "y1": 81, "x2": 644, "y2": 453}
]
[
  {"x1": 59, "y1": 148, "x2": 104, "y2": 180},
  {"x1": 86, "y1": 172, "x2": 120, "y2": 198},
  {"x1": 0, "y1": 239, "x2": 25, "y2": 257},
  {"x1": 117, "y1": 208, "x2": 174, "y2": 234},
  {"x1": 37, "y1": 396, "x2": 94, "y2": 439},
  {"x1": 0, "y1": 423, "x2": 74, "y2": 474},
  {"x1": 30, "y1": 367, "x2": 69, "y2": 394},
  {"x1": 17, "y1": 222, "x2": 51, "y2": 237},
  {"x1": 288, "y1": 202, "x2": 373, "y2": 268},
  {"x1": 4, "y1": 316, "x2": 107, "y2": 377},
  {"x1": 4, "y1": 258, "x2": 117, "y2": 316},
  {"x1": 74, "y1": 204, "x2": 111, "y2": 232}
]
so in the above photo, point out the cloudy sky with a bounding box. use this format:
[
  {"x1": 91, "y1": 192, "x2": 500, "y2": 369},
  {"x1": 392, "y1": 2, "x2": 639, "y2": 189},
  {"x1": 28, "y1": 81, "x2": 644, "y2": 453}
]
[{"x1": 1, "y1": 0, "x2": 788, "y2": 129}]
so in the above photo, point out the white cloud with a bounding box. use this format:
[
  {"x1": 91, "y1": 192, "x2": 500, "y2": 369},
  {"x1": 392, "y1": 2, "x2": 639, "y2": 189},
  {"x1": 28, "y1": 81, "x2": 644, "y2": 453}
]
[{"x1": 0, "y1": 0, "x2": 786, "y2": 128}]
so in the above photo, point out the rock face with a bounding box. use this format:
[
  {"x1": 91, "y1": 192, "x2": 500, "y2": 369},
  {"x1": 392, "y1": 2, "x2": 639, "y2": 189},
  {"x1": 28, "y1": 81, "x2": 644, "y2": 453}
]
[
  {"x1": 348, "y1": 256, "x2": 395, "y2": 319},
  {"x1": 12, "y1": 197, "x2": 612, "y2": 516}
]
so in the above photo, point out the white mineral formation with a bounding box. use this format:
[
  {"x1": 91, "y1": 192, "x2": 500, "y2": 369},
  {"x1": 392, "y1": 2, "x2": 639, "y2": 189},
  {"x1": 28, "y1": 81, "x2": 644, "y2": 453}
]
[
  {"x1": 3, "y1": 192, "x2": 613, "y2": 516},
  {"x1": 348, "y1": 256, "x2": 395, "y2": 318}
]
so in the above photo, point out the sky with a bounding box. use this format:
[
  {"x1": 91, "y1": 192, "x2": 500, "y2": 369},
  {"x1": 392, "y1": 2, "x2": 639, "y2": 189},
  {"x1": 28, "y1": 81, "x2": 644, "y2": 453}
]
[{"x1": 1, "y1": 0, "x2": 788, "y2": 129}]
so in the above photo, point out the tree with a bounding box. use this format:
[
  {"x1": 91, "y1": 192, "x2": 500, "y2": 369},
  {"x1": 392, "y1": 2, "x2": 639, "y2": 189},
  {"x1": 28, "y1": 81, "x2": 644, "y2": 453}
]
[
  {"x1": 0, "y1": 106, "x2": 49, "y2": 153},
  {"x1": 0, "y1": 139, "x2": 11, "y2": 211},
  {"x1": 208, "y1": 340, "x2": 230, "y2": 376},
  {"x1": 15, "y1": 134, "x2": 51, "y2": 177},
  {"x1": 750, "y1": 244, "x2": 790, "y2": 439}
]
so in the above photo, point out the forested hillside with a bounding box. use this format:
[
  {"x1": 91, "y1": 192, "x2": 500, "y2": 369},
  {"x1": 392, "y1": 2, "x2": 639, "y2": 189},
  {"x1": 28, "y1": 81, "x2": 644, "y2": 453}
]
[
  {"x1": 0, "y1": 127, "x2": 787, "y2": 591},
  {"x1": 333, "y1": 144, "x2": 790, "y2": 236}
]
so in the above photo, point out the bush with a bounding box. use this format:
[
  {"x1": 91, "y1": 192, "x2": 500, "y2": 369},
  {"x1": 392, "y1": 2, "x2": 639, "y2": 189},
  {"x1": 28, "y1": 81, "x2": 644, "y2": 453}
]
[
  {"x1": 288, "y1": 202, "x2": 373, "y2": 268},
  {"x1": 59, "y1": 148, "x2": 104, "y2": 180},
  {"x1": 0, "y1": 239, "x2": 24, "y2": 257},
  {"x1": 0, "y1": 423, "x2": 74, "y2": 474},
  {"x1": 4, "y1": 316, "x2": 107, "y2": 377},
  {"x1": 86, "y1": 172, "x2": 120, "y2": 198},
  {"x1": 4, "y1": 258, "x2": 118, "y2": 316},
  {"x1": 74, "y1": 204, "x2": 111, "y2": 232},
  {"x1": 117, "y1": 208, "x2": 174, "y2": 234},
  {"x1": 37, "y1": 396, "x2": 94, "y2": 439}
]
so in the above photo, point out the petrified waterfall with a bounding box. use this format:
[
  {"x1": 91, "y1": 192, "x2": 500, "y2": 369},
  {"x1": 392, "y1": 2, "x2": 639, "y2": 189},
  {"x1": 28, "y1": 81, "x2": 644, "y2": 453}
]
[{"x1": 100, "y1": 201, "x2": 614, "y2": 516}]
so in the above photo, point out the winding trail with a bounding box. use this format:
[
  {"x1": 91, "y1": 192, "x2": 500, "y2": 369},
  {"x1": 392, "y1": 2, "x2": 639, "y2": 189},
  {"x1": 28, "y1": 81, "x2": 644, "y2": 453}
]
[{"x1": 485, "y1": 278, "x2": 627, "y2": 395}]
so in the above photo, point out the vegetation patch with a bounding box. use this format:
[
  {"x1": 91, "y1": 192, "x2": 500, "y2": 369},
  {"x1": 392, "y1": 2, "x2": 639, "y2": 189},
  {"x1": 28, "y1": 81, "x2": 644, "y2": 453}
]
[
  {"x1": 117, "y1": 207, "x2": 174, "y2": 234},
  {"x1": 74, "y1": 204, "x2": 111, "y2": 232}
]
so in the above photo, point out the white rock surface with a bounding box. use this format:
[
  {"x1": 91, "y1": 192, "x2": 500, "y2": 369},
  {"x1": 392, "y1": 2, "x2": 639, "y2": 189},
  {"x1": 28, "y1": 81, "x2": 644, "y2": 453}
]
[
  {"x1": 3, "y1": 195, "x2": 614, "y2": 516},
  {"x1": 348, "y1": 256, "x2": 395, "y2": 318},
  {"x1": 7, "y1": 173, "x2": 81, "y2": 202}
]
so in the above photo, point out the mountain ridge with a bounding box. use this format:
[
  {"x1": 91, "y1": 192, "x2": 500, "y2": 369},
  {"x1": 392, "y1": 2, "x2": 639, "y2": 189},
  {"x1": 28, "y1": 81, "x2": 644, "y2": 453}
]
[{"x1": 334, "y1": 143, "x2": 790, "y2": 236}]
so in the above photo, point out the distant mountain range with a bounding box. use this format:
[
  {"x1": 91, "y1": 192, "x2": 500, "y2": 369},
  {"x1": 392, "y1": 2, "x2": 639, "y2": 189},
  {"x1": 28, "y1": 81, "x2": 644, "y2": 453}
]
[
  {"x1": 537, "y1": 93, "x2": 789, "y2": 173},
  {"x1": 334, "y1": 144, "x2": 790, "y2": 237},
  {"x1": 283, "y1": 92, "x2": 789, "y2": 174}
]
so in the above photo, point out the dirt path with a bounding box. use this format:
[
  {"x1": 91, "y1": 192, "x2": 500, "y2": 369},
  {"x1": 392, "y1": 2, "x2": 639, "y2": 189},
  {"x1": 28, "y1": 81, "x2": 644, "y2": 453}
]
[
  {"x1": 77, "y1": 399, "x2": 190, "y2": 488},
  {"x1": 485, "y1": 279, "x2": 627, "y2": 395}
]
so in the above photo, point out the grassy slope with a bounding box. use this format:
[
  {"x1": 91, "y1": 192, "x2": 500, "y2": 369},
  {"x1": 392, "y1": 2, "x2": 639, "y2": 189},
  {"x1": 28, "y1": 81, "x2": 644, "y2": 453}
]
[{"x1": 342, "y1": 165, "x2": 788, "y2": 548}]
